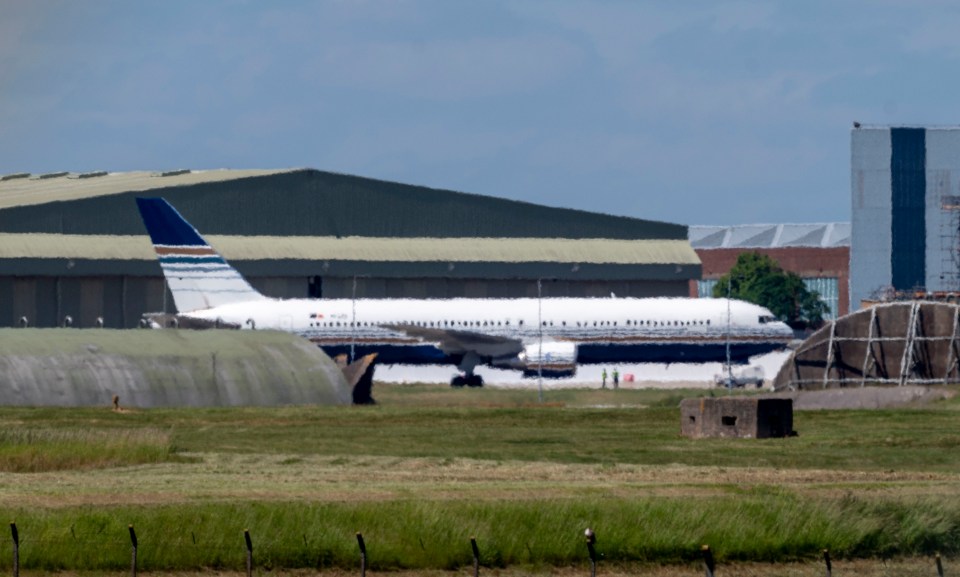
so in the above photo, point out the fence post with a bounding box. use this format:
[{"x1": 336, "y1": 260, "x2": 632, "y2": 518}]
[
  {"x1": 244, "y1": 529, "x2": 253, "y2": 577},
  {"x1": 701, "y1": 545, "x2": 715, "y2": 577},
  {"x1": 128, "y1": 525, "x2": 138, "y2": 577},
  {"x1": 470, "y1": 536, "x2": 480, "y2": 577},
  {"x1": 822, "y1": 549, "x2": 831, "y2": 577},
  {"x1": 356, "y1": 532, "x2": 367, "y2": 577},
  {"x1": 585, "y1": 528, "x2": 597, "y2": 577},
  {"x1": 11, "y1": 522, "x2": 18, "y2": 577},
  {"x1": 937, "y1": 553, "x2": 944, "y2": 577}
]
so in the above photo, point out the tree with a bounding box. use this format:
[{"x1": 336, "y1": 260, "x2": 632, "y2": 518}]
[{"x1": 711, "y1": 252, "x2": 828, "y2": 329}]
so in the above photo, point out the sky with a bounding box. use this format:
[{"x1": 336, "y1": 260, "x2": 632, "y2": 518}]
[{"x1": 3, "y1": 1, "x2": 960, "y2": 226}]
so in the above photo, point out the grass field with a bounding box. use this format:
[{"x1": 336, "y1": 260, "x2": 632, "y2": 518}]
[{"x1": 0, "y1": 384, "x2": 958, "y2": 574}]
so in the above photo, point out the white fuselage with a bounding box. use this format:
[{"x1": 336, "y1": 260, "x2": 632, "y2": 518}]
[{"x1": 177, "y1": 296, "x2": 793, "y2": 367}]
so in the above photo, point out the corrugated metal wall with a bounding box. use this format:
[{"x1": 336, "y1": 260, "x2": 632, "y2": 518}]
[
  {"x1": 851, "y1": 128, "x2": 893, "y2": 308},
  {"x1": 0, "y1": 276, "x2": 171, "y2": 328}
]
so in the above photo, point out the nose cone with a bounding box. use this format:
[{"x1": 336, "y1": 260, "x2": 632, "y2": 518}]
[{"x1": 774, "y1": 320, "x2": 794, "y2": 339}]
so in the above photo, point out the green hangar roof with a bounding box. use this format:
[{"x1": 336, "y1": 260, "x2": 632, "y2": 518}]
[{"x1": 0, "y1": 168, "x2": 686, "y2": 240}]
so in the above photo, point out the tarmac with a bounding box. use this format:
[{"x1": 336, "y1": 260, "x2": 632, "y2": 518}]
[
  {"x1": 377, "y1": 351, "x2": 958, "y2": 410},
  {"x1": 377, "y1": 351, "x2": 791, "y2": 390}
]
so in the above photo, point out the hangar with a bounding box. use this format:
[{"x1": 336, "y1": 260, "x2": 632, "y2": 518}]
[
  {"x1": 774, "y1": 301, "x2": 960, "y2": 390},
  {"x1": 689, "y1": 223, "x2": 851, "y2": 318},
  {"x1": 0, "y1": 168, "x2": 700, "y2": 328}
]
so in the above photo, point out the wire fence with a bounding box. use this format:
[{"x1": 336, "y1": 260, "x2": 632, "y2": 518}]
[{"x1": 5, "y1": 522, "x2": 951, "y2": 576}]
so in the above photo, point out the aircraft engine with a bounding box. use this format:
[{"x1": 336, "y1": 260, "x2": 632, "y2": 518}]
[
  {"x1": 519, "y1": 341, "x2": 578, "y2": 378},
  {"x1": 140, "y1": 312, "x2": 240, "y2": 330}
]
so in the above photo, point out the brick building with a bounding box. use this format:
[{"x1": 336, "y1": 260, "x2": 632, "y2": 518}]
[
  {"x1": 680, "y1": 397, "x2": 794, "y2": 439},
  {"x1": 689, "y1": 223, "x2": 850, "y2": 319}
]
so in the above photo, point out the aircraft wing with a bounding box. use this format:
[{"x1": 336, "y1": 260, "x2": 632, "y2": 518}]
[{"x1": 384, "y1": 324, "x2": 524, "y2": 358}]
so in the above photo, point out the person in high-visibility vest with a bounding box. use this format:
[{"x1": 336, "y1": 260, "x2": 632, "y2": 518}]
[
  {"x1": 613, "y1": 368, "x2": 620, "y2": 390},
  {"x1": 601, "y1": 368, "x2": 608, "y2": 389}
]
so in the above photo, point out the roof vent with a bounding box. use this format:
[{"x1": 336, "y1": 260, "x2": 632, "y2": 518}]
[
  {"x1": 0, "y1": 173, "x2": 30, "y2": 181},
  {"x1": 37, "y1": 171, "x2": 69, "y2": 180},
  {"x1": 77, "y1": 171, "x2": 108, "y2": 179},
  {"x1": 157, "y1": 169, "x2": 191, "y2": 177}
]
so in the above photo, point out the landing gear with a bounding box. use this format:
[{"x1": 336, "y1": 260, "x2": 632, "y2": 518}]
[
  {"x1": 450, "y1": 373, "x2": 484, "y2": 388},
  {"x1": 450, "y1": 352, "x2": 484, "y2": 388}
]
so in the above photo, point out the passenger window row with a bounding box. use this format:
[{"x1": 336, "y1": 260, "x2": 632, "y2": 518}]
[
  {"x1": 308, "y1": 319, "x2": 517, "y2": 328},
  {"x1": 307, "y1": 318, "x2": 711, "y2": 329},
  {"x1": 541, "y1": 319, "x2": 711, "y2": 327}
]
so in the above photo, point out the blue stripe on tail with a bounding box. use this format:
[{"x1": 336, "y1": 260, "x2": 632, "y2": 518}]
[
  {"x1": 136, "y1": 197, "x2": 267, "y2": 312},
  {"x1": 135, "y1": 198, "x2": 207, "y2": 247}
]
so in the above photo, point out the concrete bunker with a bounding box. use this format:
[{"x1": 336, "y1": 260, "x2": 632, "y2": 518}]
[{"x1": 680, "y1": 397, "x2": 793, "y2": 439}]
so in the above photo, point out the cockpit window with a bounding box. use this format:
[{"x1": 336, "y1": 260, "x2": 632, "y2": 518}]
[{"x1": 758, "y1": 315, "x2": 777, "y2": 324}]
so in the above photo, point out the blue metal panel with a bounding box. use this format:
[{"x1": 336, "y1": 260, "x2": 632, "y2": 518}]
[{"x1": 890, "y1": 128, "x2": 927, "y2": 291}]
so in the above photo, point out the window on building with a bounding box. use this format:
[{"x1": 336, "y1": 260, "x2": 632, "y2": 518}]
[
  {"x1": 697, "y1": 279, "x2": 719, "y2": 298},
  {"x1": 803, "y1": 277, "x2": 839, "y2": 320}
]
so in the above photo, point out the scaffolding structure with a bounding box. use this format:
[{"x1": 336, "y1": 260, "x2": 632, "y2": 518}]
[
  {"x1": 940, "y1": 195, "x2": 960, "y2": 292},
  {"x1": 774, "y1": 301, "x2": 960, "y2": 390}
]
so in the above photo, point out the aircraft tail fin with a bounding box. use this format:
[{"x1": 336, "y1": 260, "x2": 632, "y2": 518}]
[{"x1": 135, "y1": 197, "x2": 267, "y2": 312}]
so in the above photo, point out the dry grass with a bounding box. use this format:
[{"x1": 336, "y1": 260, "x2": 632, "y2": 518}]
[
  {"x1": 2, "y1": 388, "x2": 959, "y2": 570},
  {"x1": 0, "y1": 427, "x2": 175, "y2": 472},
  {"x1": 1, "y1": 454, "x2": 957, "y2": 508}
]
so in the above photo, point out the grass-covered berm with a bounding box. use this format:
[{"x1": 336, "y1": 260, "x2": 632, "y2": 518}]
[
  {"x1": 0, "y1": 385, "x2": 958, "y2": 574},
  {"x1": 0, "y1": 328, "x2": 351, "y2": 408}
]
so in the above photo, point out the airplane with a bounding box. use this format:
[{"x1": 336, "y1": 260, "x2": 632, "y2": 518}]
[{"x1": 135, "y1": 197, "x2": 795, "y2": 387}]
